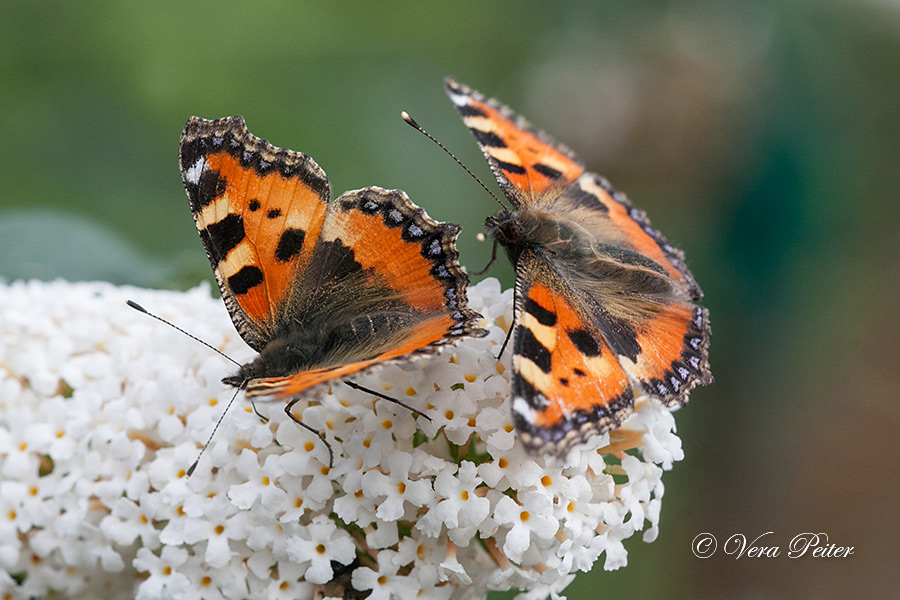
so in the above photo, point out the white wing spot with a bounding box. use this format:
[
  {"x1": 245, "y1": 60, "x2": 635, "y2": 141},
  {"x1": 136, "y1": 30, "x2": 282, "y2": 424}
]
[
  {"x1": 512, "y1": 397, "x2": 539, "y2": 424},
  {"x1": 449, "y1": 92, "x2": 467, "y2": 107},
  {"x1": 184, "y1": 157, "x2": 205, "y2": 185}
]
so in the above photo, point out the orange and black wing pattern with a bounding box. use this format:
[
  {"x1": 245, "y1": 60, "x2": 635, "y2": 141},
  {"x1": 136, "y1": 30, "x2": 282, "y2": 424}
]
[
  {"x1": 444, "y1": 77, "x2": 584, "y2": 206},
  {"x1": 510, "y1": 256, "x2": 711, "y2": 455},
  {"x1": 445, "y1": 80, "x2": 712, "y2": 457},
  {"x1": 241, "y1": 186, "x2": 486, "y2": 400},
  {"x1": 180, "y1": 116, "x2": 330, "y2": 351},
  {"x1": 509, "y1": 271, "x2": 635, "y2": 453}
]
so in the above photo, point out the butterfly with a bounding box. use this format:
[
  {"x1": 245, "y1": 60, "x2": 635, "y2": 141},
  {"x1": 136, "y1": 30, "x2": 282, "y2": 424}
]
[
  {"x1": 179, "y1": 115, "x2": 485, "y2": 461},
  {"x1": 444, "y1": 78, "x2": 712, "y2": 457}
]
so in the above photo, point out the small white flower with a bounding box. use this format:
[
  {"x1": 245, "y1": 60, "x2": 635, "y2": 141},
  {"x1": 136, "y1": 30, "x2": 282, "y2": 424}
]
[
  {"x1": 474, "y1": 405, "x2": 517, "y2": 455},
  {"x1": 360, "y1": 451, "x2": 434, "y2": 522},
  {"x1": 637, "y1": 400, "x2": 685, "y2": 469},
  {"x1": 493, "y1": 491, "x2": 559, "y2": 562},
  {"x1": 0, "y1": 506, "x2": 23, "y2": 570},
  {"x1": 406, "y1": 565, "x2": 454, "y2": 600},
  {"x1": 283, "y1": 515, "x2": 356, "y2": 584},
  {"x1": 99, "y1": 496, "x2": 162, "y2": 548},
  {"x1": 555, "y1": 474, "x2": 604, "y2": 538},
  {"x1": 159, "y1": 494, "x2": 248, "y2": 568},
  {"x1": 360, "y1": 400, "x2": 420, "y2": 451},
  {"x1": 619, "y1": 454, "x2": 662, "y2": 528},
  {"x1": 275, "y1": 473, "x2": 326, "y2": 523},
  {"x1": 437, "y1": 541, "x2": 473, "y2": 585},
  {"x1": 517, "y1": 573, "x2": 577, "y2": 600},
  {"x1": 228, "y1": 450, "x2": 288, "y2": 511},
  {"x1": 366, "y1": 519, "x2": 400, "y2": 549},
  {"x1": 133, "y1": 546, "x2": 192, "y2": 600},
  {"x1": 556, "y1": 528, "x2": 604, "y2": 574},
  {"x1": 351, "y1": 550, "x2": 416, "y2": 600},
  {"x1": 417, "y1": 461, "x2": 490, "y2": 546},
  {"x1": 418, "y1": 389, "x2": 478, "y2": 445},
  {"x1": 0, "y1": 421, "x2": 53, "y2": 480},
  {"x1": 333, "y1": 469, "x2": 378, "y2": 527},
  {"x1": 179, "y1": 555, "x2": 249, "y2": 599},
  {"x1": 264, "y1": 560, "x2": 316, "y2": 600}
]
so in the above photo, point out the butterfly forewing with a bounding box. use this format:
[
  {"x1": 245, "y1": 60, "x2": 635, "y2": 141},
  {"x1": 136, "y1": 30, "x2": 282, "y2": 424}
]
[
  {"x1": 180, "y1": 116, "x2": 330, "y2": 350},
  {"x1": 444, "y1": 77, "x2": 584, "y2": 204}
]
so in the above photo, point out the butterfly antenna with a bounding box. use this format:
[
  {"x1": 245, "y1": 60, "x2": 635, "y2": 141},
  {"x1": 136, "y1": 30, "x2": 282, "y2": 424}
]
[
  {"x1": 126, "y1": 300, "x2": 241, "y2": 367},
  {"x1": 128, "y1": 299, "x2": 246, "y2": 477},
  {"x1": 186, "y1": 385, "x2": 243, "y2": 477},
  {"x1": 401, "y1": 111, "x2": 509, "y2": 210}
]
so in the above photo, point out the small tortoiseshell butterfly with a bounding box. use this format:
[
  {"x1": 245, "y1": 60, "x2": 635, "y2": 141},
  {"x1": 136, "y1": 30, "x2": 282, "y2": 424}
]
[
  {"x1": 444, "y1": 78, "x2": 712, "y2": 457},
  {"x1": 179, "y1": 116, "x2": 485, "y2": 440}
]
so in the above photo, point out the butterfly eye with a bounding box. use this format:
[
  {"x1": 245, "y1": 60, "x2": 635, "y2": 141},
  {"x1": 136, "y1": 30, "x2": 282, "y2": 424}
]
[
  {"x1": 485, "y1": 213, "x2": 522, "y2": 246},
  {"x1": 499, "y1": 221, "x2": 522, "y2": 246}
]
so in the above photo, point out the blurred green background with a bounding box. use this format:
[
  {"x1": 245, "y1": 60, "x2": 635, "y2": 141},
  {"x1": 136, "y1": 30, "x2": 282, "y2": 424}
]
[{"x1": 2, "y1": 1, "x2": 897, "y2": 598}]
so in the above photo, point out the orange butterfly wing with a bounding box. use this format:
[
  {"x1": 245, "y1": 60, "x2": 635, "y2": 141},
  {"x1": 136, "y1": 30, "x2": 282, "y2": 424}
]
[
  {"x1": 445, "y1": 77, "x2": 584, "y2": 202},
  {"x1": 180, "y1": 116, "x2": 329, "y2": 350},
  {"x1": 510, "y1": 278, "x2": 635, "y2": 452}
]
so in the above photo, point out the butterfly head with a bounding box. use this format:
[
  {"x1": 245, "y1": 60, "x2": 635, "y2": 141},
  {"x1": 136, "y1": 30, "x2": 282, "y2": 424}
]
[
  {"x1": 485, "y1": 208, "x2": 568, "y2": 266},
  {"x1": 484, "y1": 210, "x2": 519, "y2": 241}
]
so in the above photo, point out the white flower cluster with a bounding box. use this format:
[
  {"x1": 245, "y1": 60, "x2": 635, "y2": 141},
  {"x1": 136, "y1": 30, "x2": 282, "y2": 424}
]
[{"x1": 0, "y1": 278, "x2": 685, "y2": 599}]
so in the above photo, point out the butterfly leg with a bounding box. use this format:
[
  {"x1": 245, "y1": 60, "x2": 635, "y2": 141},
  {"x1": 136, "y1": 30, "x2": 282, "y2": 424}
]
[
  {"x1": 496, "y1": 259, "x2": 523, "y2": 361},
  {"x1": 497, "y1": 320, "x2": 514, "y2": 361},
  {"x1": 249, "y1": 400, "x2": 269, "y2": 423},
  {"x1": 470, "y1": 238, "x2": 500, "y2": 276},
  {"x1": 284, "y1": 397, "x2": 334, "y2": 468},
  {"x1": 343, "y1": 380, "x2": 432, "y2": 422}
]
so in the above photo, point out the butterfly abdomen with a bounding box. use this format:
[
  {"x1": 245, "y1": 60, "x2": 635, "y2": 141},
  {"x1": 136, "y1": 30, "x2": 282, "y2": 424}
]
[{"x1": 228, "y1": 309, "x2": 424, "y2": 386}]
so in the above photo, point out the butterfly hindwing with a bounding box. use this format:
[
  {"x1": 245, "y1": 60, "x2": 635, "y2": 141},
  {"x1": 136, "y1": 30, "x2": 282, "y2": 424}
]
[
  {"x1": 550, "y1": 173, "x2": 713, "y2": 405},
  {"x1": 180, "y1": 116, "x2": 330, "y2": 351},
  {"x1": 510, "y1": 265, "x2": 635, "y2": 454},
  {"x1": 234, "y1": 186, "x2": 485, "y2": 400}
]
